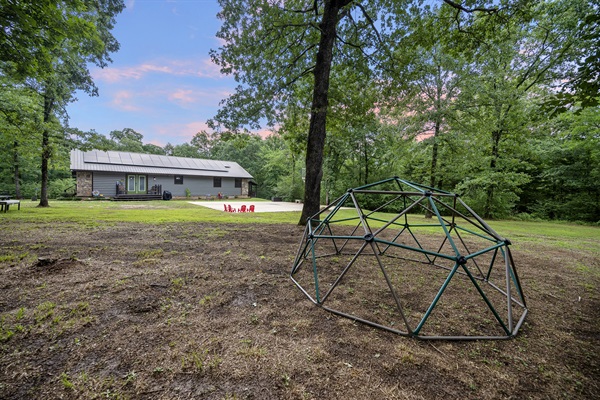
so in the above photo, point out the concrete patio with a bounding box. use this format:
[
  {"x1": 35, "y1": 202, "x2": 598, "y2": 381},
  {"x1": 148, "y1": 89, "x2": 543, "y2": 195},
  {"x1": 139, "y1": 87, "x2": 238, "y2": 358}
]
[{"x1": 189, "y1": 201, "x2": 305, "y2": 213}]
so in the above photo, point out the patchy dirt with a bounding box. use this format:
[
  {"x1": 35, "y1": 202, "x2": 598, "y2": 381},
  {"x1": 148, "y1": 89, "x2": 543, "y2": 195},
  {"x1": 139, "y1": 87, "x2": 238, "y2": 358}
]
[{"x1": 0, "y1": 220, "x2": 598, "y2": 399}]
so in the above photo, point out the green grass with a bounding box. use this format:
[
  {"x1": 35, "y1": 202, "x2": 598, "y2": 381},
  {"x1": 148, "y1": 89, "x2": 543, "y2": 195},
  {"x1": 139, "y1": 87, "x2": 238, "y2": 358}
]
[
  {"x1": 4, "y1": 200, "x2": 599, "y2": 248},
  {"x1": 322, "y1": 209, "x2": 600, "y2": 240},
  {"x1": 4, "y1": 199, "x2": 301, "y2": 225}
]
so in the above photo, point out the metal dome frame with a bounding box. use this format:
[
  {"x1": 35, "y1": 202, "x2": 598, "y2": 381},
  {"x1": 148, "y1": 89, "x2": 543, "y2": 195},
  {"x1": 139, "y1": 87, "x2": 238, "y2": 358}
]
[{"x1": 290, "y1": 177, "x2": 528, "y2": 340}]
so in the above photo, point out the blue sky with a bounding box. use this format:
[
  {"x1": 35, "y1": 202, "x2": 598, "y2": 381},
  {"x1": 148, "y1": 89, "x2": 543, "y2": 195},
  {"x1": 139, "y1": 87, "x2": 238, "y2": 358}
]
[{"x1": 67, "y1": 0, "x2": 252, "y2": 147}]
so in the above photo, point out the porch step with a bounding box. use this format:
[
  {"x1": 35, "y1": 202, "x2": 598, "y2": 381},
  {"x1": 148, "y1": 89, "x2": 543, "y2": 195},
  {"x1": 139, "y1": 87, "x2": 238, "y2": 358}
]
[{"x1": 113, "y1": 194, "x2": 163, "y2": 201}]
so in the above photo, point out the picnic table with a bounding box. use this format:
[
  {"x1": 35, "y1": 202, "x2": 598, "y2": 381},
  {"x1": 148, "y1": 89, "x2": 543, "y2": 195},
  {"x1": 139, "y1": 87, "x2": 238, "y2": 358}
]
[{"x1": 0, "y1": 199, "x2": 20, "y2": 212}]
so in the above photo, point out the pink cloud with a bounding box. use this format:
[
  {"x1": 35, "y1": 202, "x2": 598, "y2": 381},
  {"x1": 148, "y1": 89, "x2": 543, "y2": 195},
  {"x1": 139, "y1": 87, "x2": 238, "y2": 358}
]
[
  {"x1": 93, "y1": 58, "x2": 224, "y2": 83},
  {"x1": 111, "y1": 90, "x2": 142, "y2": 111},
  {"x1": 166, "y1": 87, "x2": 232, "y2": 107},
  {"x1": 168, "y1": 89, "x2": 196, "y2": 105},
  {"x1": 255, "y1": 127, "x2": 276, "y2": 139},
  {"x1": 154, "y1": 121, "x2": 212, "y2": 145}
]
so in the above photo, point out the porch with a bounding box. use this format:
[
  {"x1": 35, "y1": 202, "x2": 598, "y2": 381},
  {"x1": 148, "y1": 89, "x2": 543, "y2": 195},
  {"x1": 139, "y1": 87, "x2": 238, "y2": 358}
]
[{"x1": 113, "y1": 183, "x2": 163, "y2": 201}]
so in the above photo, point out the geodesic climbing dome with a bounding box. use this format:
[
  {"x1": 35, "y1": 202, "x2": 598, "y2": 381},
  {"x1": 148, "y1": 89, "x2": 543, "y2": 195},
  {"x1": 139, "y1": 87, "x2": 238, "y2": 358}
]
[{"x1": 290, "y1": 177, "x2": 528, "y2": 340}]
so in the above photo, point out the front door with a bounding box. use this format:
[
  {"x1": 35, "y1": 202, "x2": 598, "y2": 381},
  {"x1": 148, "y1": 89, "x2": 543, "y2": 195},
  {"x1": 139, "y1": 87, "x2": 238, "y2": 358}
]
[{"x1": 126, "y1": 175, "x2": 147, "y2": 194}]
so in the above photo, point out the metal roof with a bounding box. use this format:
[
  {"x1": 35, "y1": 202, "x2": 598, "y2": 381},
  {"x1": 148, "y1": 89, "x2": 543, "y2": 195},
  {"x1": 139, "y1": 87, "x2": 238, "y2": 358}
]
[{"x1": 70, "y1": 149, "x2": 253, "y2": 179}]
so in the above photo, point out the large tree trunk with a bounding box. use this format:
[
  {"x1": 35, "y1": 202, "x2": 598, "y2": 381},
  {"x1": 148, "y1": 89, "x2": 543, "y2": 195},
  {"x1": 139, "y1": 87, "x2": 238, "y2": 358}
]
[
  {"x1": 39, "y1": 93, "x2": 54, "y2": 207},
  {"x1": 299, "y1": 0, "x2": 350, "y2": 225}
]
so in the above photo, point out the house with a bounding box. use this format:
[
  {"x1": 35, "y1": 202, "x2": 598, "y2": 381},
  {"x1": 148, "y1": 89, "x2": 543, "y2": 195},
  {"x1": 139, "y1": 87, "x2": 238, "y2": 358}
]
[{"x1": 70, "y1": 149, "x2": 256, "y2": 199}]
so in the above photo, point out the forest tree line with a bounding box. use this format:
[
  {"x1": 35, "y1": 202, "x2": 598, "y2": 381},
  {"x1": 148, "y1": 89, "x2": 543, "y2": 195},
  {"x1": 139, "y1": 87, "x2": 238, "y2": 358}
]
[{"x1": 0, "y1": 0, "x2": 598, "y2": 222}]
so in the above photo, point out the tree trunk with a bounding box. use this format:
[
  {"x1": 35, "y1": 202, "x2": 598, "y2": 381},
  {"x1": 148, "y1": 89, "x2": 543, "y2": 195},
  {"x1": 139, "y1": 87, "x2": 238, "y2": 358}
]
[
  {"x1": 299, "y1": 0, "x2": 350, "y2": 225},
  {"x1": 39, "y1": 93, "x2": 54, "y2": 207},
  {"x1": 363, "y1": 133, "x2": 369, "y2": 185},
  {"x1": 484, "y1": 129, "x2": 502, "y2": 218},
  {"x1": 13, "y1": 141, "x2": 21, "y2": 198},
  {"x1": 424, "y1": 121, "x2": 440, "y2": 219},
  {"x1": 425, "y1": 65, "x2": 443, "y2": 219}
]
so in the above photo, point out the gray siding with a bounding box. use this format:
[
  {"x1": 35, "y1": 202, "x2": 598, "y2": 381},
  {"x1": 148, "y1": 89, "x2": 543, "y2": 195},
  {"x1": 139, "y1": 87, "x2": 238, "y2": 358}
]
[
  {"x1": 93, "y1": 172, "x2": 125, "y2": 196},
  {"x1": 153, "y1": 175, "x2": 241, "y2": 197},
  {"x1": 91, "y1": 172, "x2": 244, "y2": 198}
]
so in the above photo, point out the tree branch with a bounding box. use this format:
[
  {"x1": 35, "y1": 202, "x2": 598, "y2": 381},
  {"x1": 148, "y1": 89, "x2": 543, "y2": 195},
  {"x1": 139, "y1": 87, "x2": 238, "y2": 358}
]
[{"x1": 442, "y1": 0, "x2": 498, "y2": 14}]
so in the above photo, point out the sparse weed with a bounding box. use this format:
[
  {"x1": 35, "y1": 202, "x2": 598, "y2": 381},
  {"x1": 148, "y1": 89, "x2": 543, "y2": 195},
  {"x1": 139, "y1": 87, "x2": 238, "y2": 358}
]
[
  {"x1": 60, "y1": 372, "x2": 74, "y2": 390},
  {"x1": 137, "y1": 249, "x2": 164, "y2": 259},
  {"x1": 0, "y1": 316, "x2": 14, "y2": 342},
  {"x1": 171, "y1": 277, "x2": 185, "y2": 289},
  {"x1": 15, "y1": 307, "x2": 25, "y2": 321},
  {"x1": 181, "y1": 348, "x2": 221, "y2": 373},
  {"x1": 123, "y1": 370, "x2": 136, "y2": 386},
  {"x1": 199, "y1": 294, "x2": 213, "y2": 306},
  {"x1": 237, "y1": 339, "x2": 267, "y2": 358},
  {"x1": 34, "y1": 301, "x2": 56, "y2": 324}
]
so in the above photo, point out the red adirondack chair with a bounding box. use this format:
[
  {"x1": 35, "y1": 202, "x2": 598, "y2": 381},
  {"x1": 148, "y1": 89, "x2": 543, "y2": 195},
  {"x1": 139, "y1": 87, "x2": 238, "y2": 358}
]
[
  {"x1": 238, "y1": 205, "x2": 247, "y2": 212},
  {"x1": 248, "y1": 205, "x2": 255, "y2": 212},
  {"x1": 227, "y1": 204, "x2": 236, "y2": 213},
  {"x1": 223, "y1": 204, "x2": 228, "y2": 212}
]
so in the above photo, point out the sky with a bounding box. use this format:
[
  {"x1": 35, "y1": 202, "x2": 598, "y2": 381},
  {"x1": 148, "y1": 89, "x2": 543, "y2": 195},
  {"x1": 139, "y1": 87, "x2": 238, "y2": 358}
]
[{"x1": 66, "y1": 0, "x2": 253, "y2": 147}]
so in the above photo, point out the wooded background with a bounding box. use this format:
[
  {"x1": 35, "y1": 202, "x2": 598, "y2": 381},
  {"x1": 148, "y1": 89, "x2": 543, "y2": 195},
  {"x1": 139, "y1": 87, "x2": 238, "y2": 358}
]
[{"x1": 0, "y1": 0, "x2": 598, "y2": 222}]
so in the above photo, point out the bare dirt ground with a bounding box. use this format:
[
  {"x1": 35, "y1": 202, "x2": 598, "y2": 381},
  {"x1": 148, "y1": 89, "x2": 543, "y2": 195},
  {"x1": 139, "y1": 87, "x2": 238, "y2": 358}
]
[{"x1": 0, "y1": 220, "x2": 598, "y2": 399}]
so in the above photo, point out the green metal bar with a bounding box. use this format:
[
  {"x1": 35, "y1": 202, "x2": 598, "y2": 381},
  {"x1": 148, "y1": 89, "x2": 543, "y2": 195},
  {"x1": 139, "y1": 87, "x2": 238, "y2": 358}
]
[
  {"x1": 460, "y1": 264, "x2": 511, "y2": 335},
  {"x1": 457, "y1": 197, "x2": 504, "y2": 241},
  {"x1": 405, "y1": 227, "x2": 434, "y2": 264},
  {"x1": 321, "y1": 241, "x2": 369, "y2": 304},
  {"x1": 354, "y1": 177, "x2": 398, "y2": 190},
  {"x1": 353, "y1": 190, "x2": 434, "y2": 197},
  {"x1": 413, "y1": 262, "x2": 460, "y2": 334},
  {"x1": 506, "y1": 247, "x2": 527, "y2": 307},
  {"x1": 375, "y1": 237, "x2": 457, "y2": 261},
  {"x1": 429, "y1": 196, "x2": 460, "y2": 256},
  {"x1": 312, "y1": 193, "x2": 350, "y2": 233},
  {"x1": 309, "y1": 238, "x2": 321, "y2": 303},
  {"x1": 363, "y1": 215, "x2": 406, "y2": 227},
  {"x1": 507, "y1": 254, "x2": 526, "y2": 305},
  {"x1": 379, "y1": 225, "x2": 408, "y2": 255},
  {"x1": 464, "y1": 242, "x2": 505, "y2": 261},
  {"x1": 360, "y1": 194, "x2": 404, "y2": 217},
  {"x1": 291, "y1": 225, "x2": 310, "y2": 273},
  {"x1": 336, "y1": 221, "x2": 364, "y2": 255},
  {"x1": 402, "y1": 179, "x2": 455, "y2": 195},
  {"x1": 454, "y1": 224, "x2": 497, "y2": 242},
  {"x1": 431, "y1": 196, "x2": 493, "y2": 237},
  {"x1": 311, "y1": 234, "x2": 370, "y2": 241},
  {"x1": 370, "y1": 241, "x2": 413, "y2": 333},
  {"x1": 505, "y1": 250, "x2": 514, "y2": 332},
  {"x1": 349, "y1": 192, "x2": 372, "y2": 236},
  {"x1": 373, "y1": 195, "x2": 426, "y2": 238},
  {"x1": 453, "y1": 228, "x2": 485, "y2": 279},
  {"x1": 486, "y1": 248, "x2": 499, "y2": 281},
  {"x1": 325, "y1": 215, "x2": 362, "y2": 224}
]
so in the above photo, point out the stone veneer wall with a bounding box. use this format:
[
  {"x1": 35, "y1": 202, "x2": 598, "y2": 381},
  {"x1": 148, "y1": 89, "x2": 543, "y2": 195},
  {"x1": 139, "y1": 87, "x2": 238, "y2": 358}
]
[
  {"x1": 241, "y1": 178, "x2": 250, "y2": 197},
  {"x1": 76, "y1": 171, "x2": 93, "y2": 197}
]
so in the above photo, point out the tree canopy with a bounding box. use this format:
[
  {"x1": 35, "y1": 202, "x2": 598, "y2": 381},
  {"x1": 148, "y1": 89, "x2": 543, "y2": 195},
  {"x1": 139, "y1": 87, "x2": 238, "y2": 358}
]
[{"x1": 0, "y1": 0, "x2": 597, "y2": 223}]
